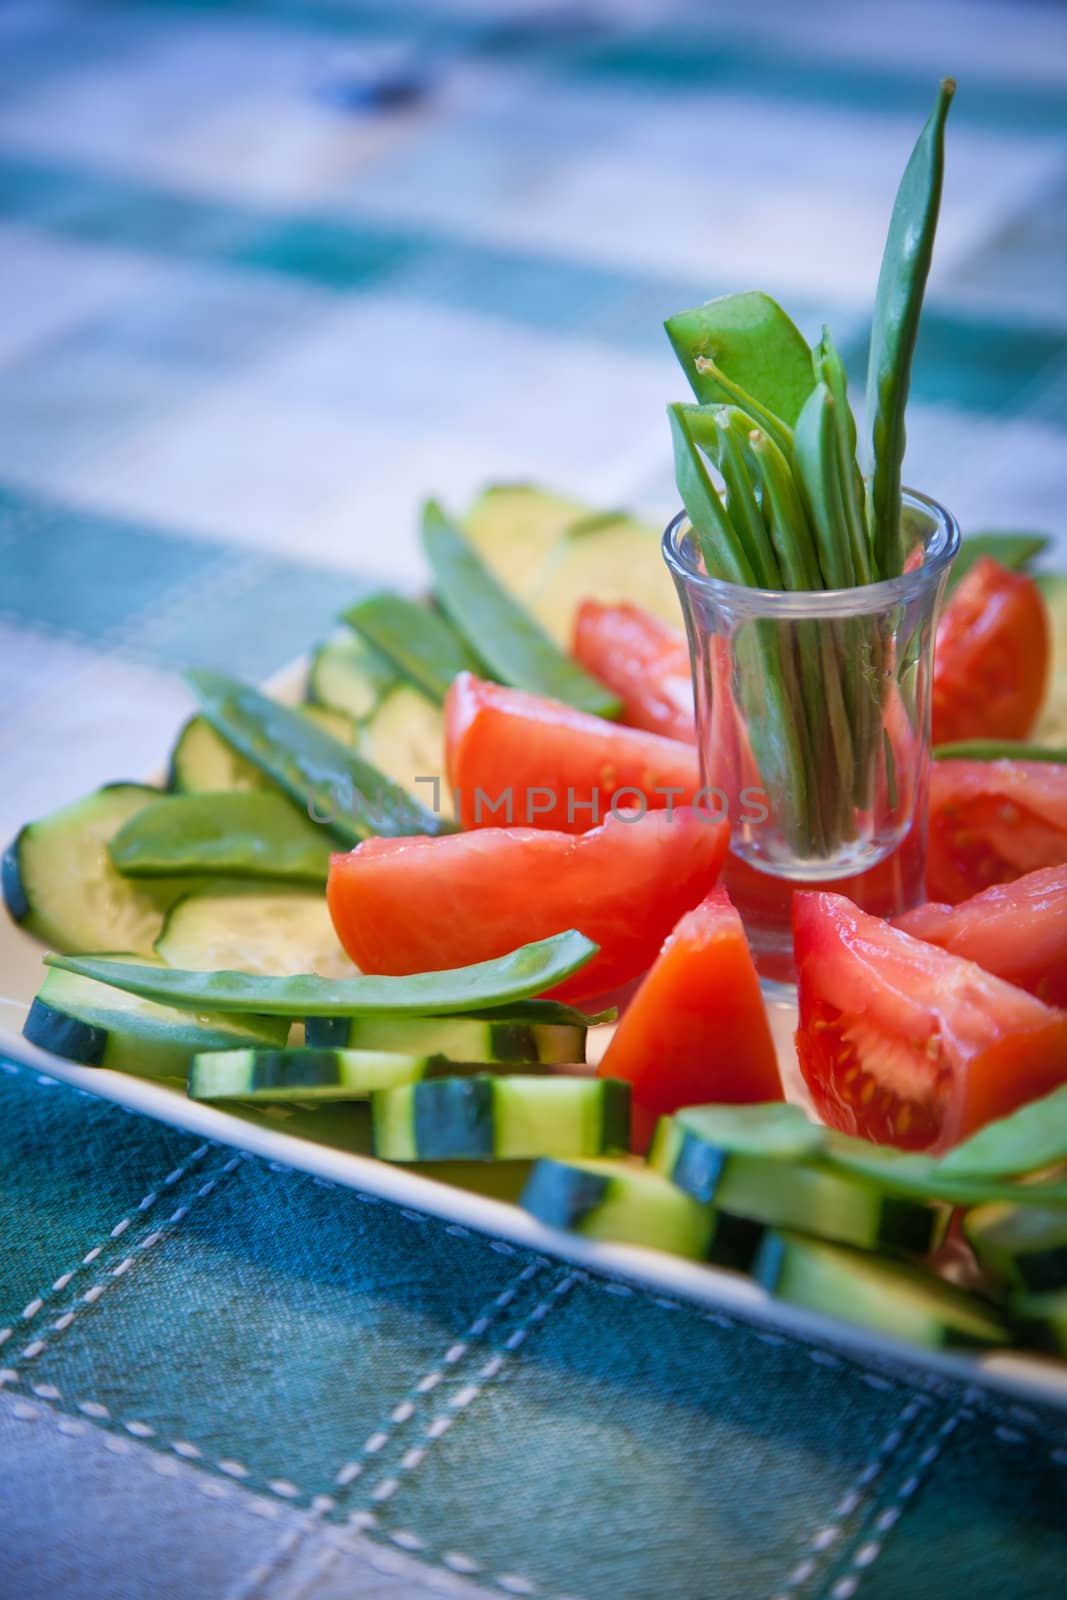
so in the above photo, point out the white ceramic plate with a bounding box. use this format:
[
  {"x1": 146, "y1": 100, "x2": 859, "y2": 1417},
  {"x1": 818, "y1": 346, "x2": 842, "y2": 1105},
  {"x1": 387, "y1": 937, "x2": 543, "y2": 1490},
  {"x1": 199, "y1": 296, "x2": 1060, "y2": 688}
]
[{"x1": 3, "y1": 662, "x2": 1066, "y2": 1413}]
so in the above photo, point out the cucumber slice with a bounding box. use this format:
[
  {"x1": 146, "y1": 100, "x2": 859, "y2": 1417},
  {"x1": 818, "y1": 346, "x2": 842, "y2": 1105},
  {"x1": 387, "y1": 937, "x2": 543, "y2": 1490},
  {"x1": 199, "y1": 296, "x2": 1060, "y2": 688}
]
[
  {"x1": 652, "y1": 1117, "x2": 945, "y2": 1256},
  {"x1": 189, "y1": 1046, "x2": 429, "y2": 1102},
  {"x1": 372, "y1": 1074, "x2": 630, "y2": 1162},
  {"x1": 155, "y1": 885, "x2": 354, "y2": 979},
  {"x1": 463, "y1": 484, "x2": 591, "y2": 599},
  {"x1": 964, "y1": 1204, "x2": 1067, "y2": 1293},
  {"x1": 755, "y1": 1231, "x2": 1010, "y2": 1350},
  {"x1": 169, "y1": 706, "x2": 354, "y2": 794},
  {"x1": 305, "y1": 1011, "x2": 586, "y2": 1065},
  {"x1": 343, "y1": 593, "x2": 482, "y2": 704},
  {"x1": 3, "y1": 783, "x2": 192, "y2": 955},
  {"x1": 527, "y1": 512, "x2": 681, "y2": 645},
  {"x1": 1011, "y1": 1287, "x2": 1067, "y2": 1355},
  {"x1": 110, "y1": 792, "x2": 332, "y2": 884},
  {"x1": 307, "y1": 628, "x2": 398, "y2": 721},
  {"x1": 355, "y1": 685, "x2": 447, "y2": 804},
  {"x1": 521, "y1": 1157, "x2": 766, "y2": 1265},
  {"x1": 24, "y1": 964, "x2": 287, "y2": 1078}
]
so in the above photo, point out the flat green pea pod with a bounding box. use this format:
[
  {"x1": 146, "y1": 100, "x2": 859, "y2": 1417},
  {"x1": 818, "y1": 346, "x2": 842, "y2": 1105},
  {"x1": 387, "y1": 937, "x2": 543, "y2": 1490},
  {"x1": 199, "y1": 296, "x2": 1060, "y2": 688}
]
[
  {"x1": 667, "y1": 404, "x2": 756, "y2": 587},
  {"x1": 665, "y1": 290, "x2": 815, "y2": 428},
  {"x1": 813, "y1": 326, "x2": 872, "y2": 585},
  {"x1": 46, "y1": 929, "x2": 600, "y2": 1018},
  {"x1": 343, "y1": 591, "x2": 484, "y2": 704},
  {"x1": 947, "y1": 531, "x2": 1050, "y2": 594},
  {"x1": 792, "y1": 383, "x2": 856, "y2": 591},
  {"x1": 745, "y1": 426, "x2": 820, "y2": 592},
  {"x1": 421, "y1": 502, "x2": 622, "y2": 719},
  {"x1": 186, "y1": 670, "x2": 452, "y2": 846},
  {"x1": 865, "y1": 79, "x2": 955, "y2": 577},
  {"x1": 933, "y1": 740, "x2": 1067, "y2": 763},
  {"x1": 109, "y1": 792, "x2": 333, "y2": 885},
  {"x1": 703, "y1": 407, "x2": 784, "y2": 589}
]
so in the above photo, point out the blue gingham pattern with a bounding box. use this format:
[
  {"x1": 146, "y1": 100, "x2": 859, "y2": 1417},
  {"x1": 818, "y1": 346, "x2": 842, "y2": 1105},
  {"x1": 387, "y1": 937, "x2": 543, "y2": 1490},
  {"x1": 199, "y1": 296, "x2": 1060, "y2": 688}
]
[{"x1": 2, "y1": 3, "x2": 1067, "y2": 1596}]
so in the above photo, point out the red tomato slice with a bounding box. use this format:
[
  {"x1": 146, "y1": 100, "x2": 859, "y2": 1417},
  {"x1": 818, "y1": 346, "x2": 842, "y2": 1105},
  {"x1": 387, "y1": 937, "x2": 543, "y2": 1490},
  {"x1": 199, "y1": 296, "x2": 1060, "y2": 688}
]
[
  {"x1": 794, "y1": 890, "x2": 1067, "y2": 1151},
  {"x1": 445, "y1": 672, "x2": 701, "y2": 833},
  {"x1": 598, "y1": 886, "x2": 783, "y2": 1153},
  {"x1": 932, "y1": 557, "x2": 1048, "y2": 745},
  {"x1": 571, "y1": 600, "x2": 696, "y2": 744},
  {"x1": 928, "y1": 759, "x2": 1067, "y2": 903},
  {"x1": 893, "y1": 864, "x2": 1067, "y2": 1008},
  {"x1": 326, "y1": 807, "x2": 729, "y2": 1004}
]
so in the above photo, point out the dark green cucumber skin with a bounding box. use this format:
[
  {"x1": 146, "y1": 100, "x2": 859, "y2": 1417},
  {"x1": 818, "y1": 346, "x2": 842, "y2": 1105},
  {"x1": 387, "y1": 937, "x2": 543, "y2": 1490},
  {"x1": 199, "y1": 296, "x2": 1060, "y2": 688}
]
[
  {"x1": 23, "y1": 999, "x2": 107, "y2": 1065},
  {"x1": 1016, "y1": 1247, "x2": 1067, "y2": 1294},
  {"x1": 601, "y1": 1079, "x2": 631, "y2": 1153},
  {"x1": 671, "y1": 1129, "x2": 730, "y2": 1204},
  {"x1": 521, "y1": 1160, "x2": 609, "y2": 1230},
  {"x1": 246, "y1": 1050, "x2": 349, "y2": 1092},
  {"x1": 671, "y1": 1134, "x2": 943, "y2": 1256},
  {"x1": 305, "y1": 1017, "x2": 350, "y2": 1048},
  {"x1": 410, "y1": 1078, "x2": 495, "y2": 1159},
  {"x1": 1, "y1": 836, "x2": 29, "y2": 923},
  {"x1": 706, "y1": 1213, "x2": 768, "y2": 1273}
]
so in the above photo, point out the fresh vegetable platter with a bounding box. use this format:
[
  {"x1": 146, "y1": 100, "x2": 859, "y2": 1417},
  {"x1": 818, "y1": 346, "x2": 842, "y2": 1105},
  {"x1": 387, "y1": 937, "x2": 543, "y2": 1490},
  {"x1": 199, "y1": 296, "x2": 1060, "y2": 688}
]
[
  {"x1": 4, "y1": 474, "x2": 1067, "y2": 1410},
  {"x1": 6, "y1": 84, "x2": 1067, "y2": 1408}
]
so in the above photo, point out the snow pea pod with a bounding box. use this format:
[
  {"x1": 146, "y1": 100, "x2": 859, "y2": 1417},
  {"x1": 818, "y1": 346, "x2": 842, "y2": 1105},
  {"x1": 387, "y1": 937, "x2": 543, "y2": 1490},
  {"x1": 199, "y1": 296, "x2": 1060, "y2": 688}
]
[
  {"x1": 46, "y1": 930, "x2": 600, "y2": 1017},
  {"x1": 343, "y1": 591, "x2": 484, "y2": 704},
  {"x1": 421, "y1": 503, "x2": 622, "y2": 719},
  {"x1": 793, "y1": 383, "x2": 856, "y2": 591},
  {"x1": 109, "y1": 792, "x2": 333, "y2": 884},
  {"x1": 813, "y1": 326, "x2": 872, "y2": 585},
  {"x1": 666, "y1": 290, "x2": 815, "y2": 428},
  {"x1": 667, "y1": 404, "x2": 756, "y2": 587},
  {"x1": 865, "y1": 79, "x2": 955, "y2": 578},
  {"x1": 186, "y1": 670, "x2": 453, "y2": 845},
  {"x1": 947, "y1": 530, "x2": 1050, "y2": 594},
  {"x1": 933, "y1": 740, "x2": 1067, "y2": 763}
]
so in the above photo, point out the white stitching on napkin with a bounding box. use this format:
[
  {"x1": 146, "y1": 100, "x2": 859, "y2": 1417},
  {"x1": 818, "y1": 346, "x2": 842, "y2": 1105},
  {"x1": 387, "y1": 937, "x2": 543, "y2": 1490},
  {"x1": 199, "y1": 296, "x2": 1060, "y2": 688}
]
[
  {"x1": 770, "y1": 1396, "x2": 931, "y2": 1600},
  {"x1": 0, "y1": 1151, "x2": 240, "y2": 1377}
]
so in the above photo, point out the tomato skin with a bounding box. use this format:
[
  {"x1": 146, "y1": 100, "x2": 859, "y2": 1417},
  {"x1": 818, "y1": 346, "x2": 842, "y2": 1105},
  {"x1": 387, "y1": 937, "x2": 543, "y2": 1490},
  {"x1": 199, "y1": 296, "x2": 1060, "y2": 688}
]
[
  {"x1": 793, "y1": 891, "x2": 1067, "y2": 1152},
  {"x1": 445, "y1": 672, "x2": 700, "y2": 833},
  {"x1": 932, "y1": 557, "x2": 1048, "y2": 745},
  {"x1": 326, "y1": 807, "x2": 729, "y2": 1004},
  {"x1": 894, "y1": 864, "x2": 1067, "y2": 1008},
  {"x1": 572, "y1": 601, "x2": 695, "y2": 744},
  {"x1": 598, "y1": 887, "x2": 782, "y2": 1153},
  {"x1": 928, "y1": 759, "x2": 1067, "y2": 903}
]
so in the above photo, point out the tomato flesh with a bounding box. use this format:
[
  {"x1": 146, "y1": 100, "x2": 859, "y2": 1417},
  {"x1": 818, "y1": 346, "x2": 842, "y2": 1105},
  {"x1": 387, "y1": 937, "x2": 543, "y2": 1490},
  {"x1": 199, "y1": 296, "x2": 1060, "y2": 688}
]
[
  {"x1": 445, "y1": 672, "x2": 700, "y2": 832},
  {"x1": 598, "y1": 887, "x2": 783, "y2": 1152},
  {"x1": 327, "y1": 807, "x2": 729, "y2": 1004},
  {"x1": 794, "y1": 890, "x2": 1067, "y2": 1151},
  {"x1": 572, "y1": 600, "x2": 695, "y2": 744},
  {"x1": 932, "y1": 557, "x2": 1048, "y2": 745},
  {"x1": 928, "y1": 759, "x2": 1067, "y2": 903},
  {"x1": 894, "y1": 864, "x2": 1067, "y2": 1008}
]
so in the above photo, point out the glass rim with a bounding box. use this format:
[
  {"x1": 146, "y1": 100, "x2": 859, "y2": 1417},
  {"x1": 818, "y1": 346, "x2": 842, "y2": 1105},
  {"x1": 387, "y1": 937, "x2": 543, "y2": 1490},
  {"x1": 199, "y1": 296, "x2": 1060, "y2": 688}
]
[{"x1": 662, "y1": 485, "x2": 961, "y2": 617}]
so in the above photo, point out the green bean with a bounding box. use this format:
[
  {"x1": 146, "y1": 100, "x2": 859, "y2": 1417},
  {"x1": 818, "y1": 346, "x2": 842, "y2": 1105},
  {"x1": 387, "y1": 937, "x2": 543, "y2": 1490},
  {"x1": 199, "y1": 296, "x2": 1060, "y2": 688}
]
[
  {"x1": 186, "y1": 670, "x2": 452, "y2": 845},
  {"x1": 704, "y1": 408, "x2": 783, "y2": 588},
  {"x1": 46, "y1": 930, "x2": 600, "y2": 1018},
  {"x1": 421, "y1": 502, "x2": 622, "y2": 719},
  {"x1": 343, "y1": 591, "x2": 484, "y2": 704},
  {"x1": 813, "y1": 326, "x2": 872, "y2": 584},
  {"x1": 667, "y1": 405, "x2": 755, "y2": 586},
  {"x1": 792, "y1": 383, "x2": 857, "y2": 591},
  {"x1": 745, "y1": 427, "x2": 820, "y2": 591},
  {"x1": 109, "y1": 792, "x2": 333, "y2": 884},
  {"x1": 933, "y1": 740, "x2": 1067, "y2": 764},
  {"x1": 665, "y1": 290, "x2": 815, "y2": 427},
  {"x1": 865, "y1": 79, "x2": 955, "y2": 577}
]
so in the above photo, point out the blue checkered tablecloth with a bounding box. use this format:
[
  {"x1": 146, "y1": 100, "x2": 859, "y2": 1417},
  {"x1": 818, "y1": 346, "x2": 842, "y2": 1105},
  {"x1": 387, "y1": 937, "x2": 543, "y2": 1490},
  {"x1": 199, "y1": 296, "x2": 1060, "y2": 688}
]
[{"x1": 2, "y1": 3, "x2": 1067, "y2": 1597}]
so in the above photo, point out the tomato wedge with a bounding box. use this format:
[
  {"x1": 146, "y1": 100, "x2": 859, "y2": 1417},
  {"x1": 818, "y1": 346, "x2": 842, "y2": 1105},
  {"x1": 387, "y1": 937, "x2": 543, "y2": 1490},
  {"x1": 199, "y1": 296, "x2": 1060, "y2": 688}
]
[
  {"x1": 794, "y1": 890, "x2": 1067, "y2": 1152},
  {"x1": 327, "y1": 808, "x2": 729, "y2": 1004},
  {"x1": 928, "y1": 759, "x2": 1067, "y2": 903},
  {"x1": 445, "y1": 672, "x2": 700, "y2": 833},
  {"x1": 598, "y1": 887, "x2": 783, "y2": 1152},
  {"x1": 932, "y1": 557, "x2": 1048, "y2": 745},
  {"x1": 572, "y1": 601, "x2": 695, "y2": 744},
  {"x1": 894, "y1": 864, "x2": 1067, "y2": 1008}
]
